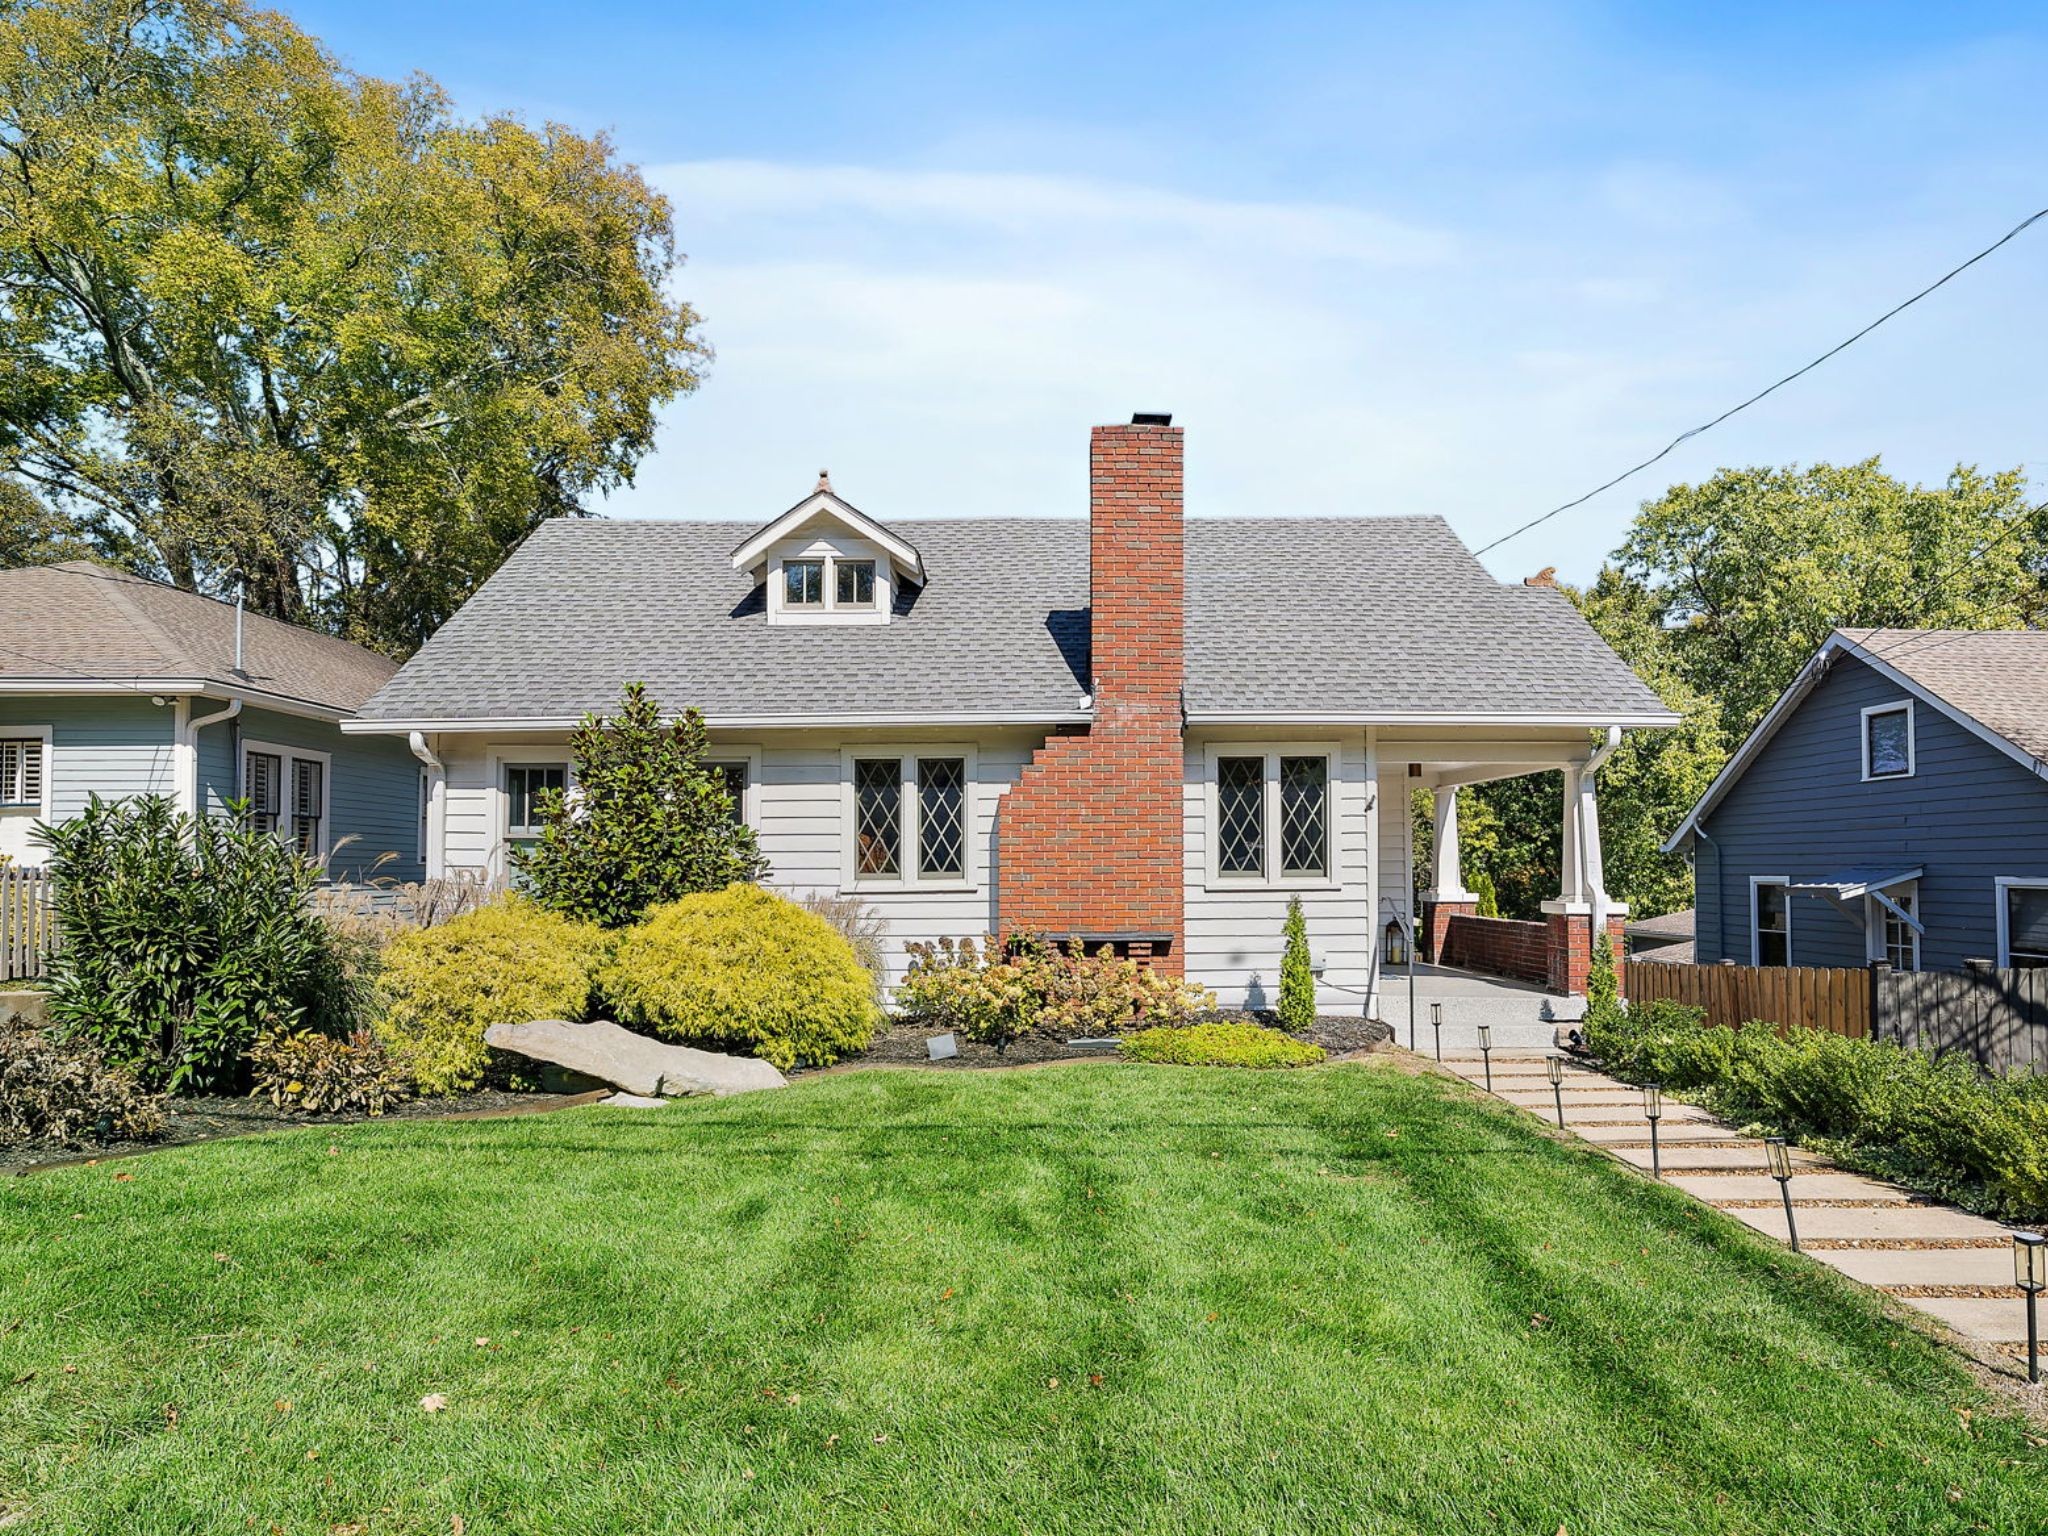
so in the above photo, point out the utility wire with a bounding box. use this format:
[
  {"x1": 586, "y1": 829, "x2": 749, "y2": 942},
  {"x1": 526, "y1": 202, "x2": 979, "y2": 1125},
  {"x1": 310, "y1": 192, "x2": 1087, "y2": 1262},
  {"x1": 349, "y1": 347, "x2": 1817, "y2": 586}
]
[{"x1": 1474, "y1": 205, "x2": 2048, "y2": 559}]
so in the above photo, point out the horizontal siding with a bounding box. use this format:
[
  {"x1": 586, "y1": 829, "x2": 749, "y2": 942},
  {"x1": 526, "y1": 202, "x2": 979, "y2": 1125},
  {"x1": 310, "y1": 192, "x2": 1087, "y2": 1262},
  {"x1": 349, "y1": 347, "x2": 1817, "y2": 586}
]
[
  {"x1": 1699, "y1": 653, "x2": 2048, "y2": 970},
  {"x1": 0, "y1": 697, "x2": 177, "y2": 849}
]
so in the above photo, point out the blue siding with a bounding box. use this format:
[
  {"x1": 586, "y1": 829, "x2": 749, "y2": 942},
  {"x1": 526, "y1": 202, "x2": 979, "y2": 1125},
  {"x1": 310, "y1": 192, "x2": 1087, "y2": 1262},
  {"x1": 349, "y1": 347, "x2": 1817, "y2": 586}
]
[
  {"x1": 0, "y1": 695, "x2": 178, "y2": 819},
  {"x1": 197, "y1": 705, "x2": 425, "y2": 885},
  {"x1": 1696, "y1": 653, "x2": 2048, "y2": 970}
]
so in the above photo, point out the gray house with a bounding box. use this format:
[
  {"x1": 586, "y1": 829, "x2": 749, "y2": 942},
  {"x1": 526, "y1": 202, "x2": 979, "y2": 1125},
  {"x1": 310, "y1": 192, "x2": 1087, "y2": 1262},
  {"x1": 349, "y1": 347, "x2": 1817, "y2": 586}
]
[
  {"x1": 1666, "y1": 629, "x2": 2048, "y2": 973},
  {"x1": 0, "y1": 562, "x2": 425, "y2": 883}
]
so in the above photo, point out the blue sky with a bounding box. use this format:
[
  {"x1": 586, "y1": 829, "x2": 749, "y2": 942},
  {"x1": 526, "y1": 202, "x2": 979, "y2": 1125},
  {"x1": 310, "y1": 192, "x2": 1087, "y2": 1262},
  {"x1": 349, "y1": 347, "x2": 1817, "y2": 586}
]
[{"x1": 294, "y1": 2, "x2": 2048, "y2": 579}]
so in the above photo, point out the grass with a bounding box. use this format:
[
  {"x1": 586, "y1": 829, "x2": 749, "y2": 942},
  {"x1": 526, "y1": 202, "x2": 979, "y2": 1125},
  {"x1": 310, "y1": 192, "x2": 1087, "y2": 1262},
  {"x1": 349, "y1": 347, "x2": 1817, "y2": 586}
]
[{"x1": 2, "y1": 1059, "x2": 2045, "y2": 1535}]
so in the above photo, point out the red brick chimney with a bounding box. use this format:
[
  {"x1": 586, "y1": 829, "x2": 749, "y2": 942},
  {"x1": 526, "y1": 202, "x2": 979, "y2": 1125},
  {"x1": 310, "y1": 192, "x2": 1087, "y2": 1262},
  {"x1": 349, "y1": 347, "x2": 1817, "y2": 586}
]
[{"x1": 995, "y1": 416, "x2": 1186, "y2": 970}]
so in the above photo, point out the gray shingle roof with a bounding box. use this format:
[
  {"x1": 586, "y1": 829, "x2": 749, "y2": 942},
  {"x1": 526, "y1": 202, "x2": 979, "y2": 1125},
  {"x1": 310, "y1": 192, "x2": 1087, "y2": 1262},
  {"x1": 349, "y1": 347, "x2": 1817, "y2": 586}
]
[
  {"x1": 355, "y1": 516, "x2": 1670, "y2": 725},
  {"x1": 1840, "y1": 629, "x2": 2048, "y2": 763},
  {"x1": 0, "y1": 562, "x2": 397, "y2": 715}
]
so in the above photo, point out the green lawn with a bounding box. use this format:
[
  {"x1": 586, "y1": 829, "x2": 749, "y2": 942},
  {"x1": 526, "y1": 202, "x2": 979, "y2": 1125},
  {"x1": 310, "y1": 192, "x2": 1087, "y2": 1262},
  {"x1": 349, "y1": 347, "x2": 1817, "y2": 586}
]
[{"x1": 3, "y1": 1060, "x2": 2044, "y2": 1535}]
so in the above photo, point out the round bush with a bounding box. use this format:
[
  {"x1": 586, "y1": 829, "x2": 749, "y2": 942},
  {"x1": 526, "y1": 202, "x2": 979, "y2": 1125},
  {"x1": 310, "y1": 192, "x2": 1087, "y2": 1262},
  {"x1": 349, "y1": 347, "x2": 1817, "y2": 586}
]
[
  {"x1": 1119, "y1": 1022, "x2": 1325, "y2": 1068},
  {"x1": 375, "y1": 900, "x2": 607, "y2": 1095},
  {"x1": 600, "y1": 885, "x2": 878, "y2": 1070}
]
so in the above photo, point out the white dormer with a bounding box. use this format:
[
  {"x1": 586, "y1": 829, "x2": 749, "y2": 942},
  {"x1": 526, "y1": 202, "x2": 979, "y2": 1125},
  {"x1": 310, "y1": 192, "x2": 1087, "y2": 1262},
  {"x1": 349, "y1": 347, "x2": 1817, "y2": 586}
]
[{"x1": 730, "y1": 473, "x2": 925, "y2": 627}]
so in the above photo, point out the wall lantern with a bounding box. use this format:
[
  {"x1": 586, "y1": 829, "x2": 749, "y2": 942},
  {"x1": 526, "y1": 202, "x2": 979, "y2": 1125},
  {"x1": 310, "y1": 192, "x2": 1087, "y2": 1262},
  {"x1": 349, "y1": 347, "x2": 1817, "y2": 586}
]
[{"x1": 1384, "y1": 917, "x2": 1409, "y2": 969}]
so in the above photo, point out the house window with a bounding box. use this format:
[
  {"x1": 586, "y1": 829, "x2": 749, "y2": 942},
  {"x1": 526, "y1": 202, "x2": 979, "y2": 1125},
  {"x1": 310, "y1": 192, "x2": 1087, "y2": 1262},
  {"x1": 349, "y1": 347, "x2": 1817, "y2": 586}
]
[
  {"x1": 1869, "y1": 885, "x2": 1919, "y2": 972},
  {"x1": 705, "y1": 760, "x2": 750, "y2": 827},
  {"x1": 0, "y1": 738, "x2": 45, "y2": 808},
  {"x1": 848, "y1": 752, "x2": 972, "y2": 885},
  {"x1": 243, "y1": 742, "x2": 330, "y2": 857},
  {"x1": 835, "y1": 559, "x2": 876, "y2": 606},
  {"x1": 1862, "y1": 702, "x2": 1914, "y2": 781},
  {"x1": 1211, "y1": 747, "x2": 1335, "y2": 885},
  {"x1": 505, "y1": 763, "x2": 568, "y2": 841},
  {"x1": 784, "y1": 560, "x2": 825, "y2": 607},
  {"x1": 1999, "y1": 880, "x2": 2048, "y2": 969},
  {"x1": 1752, "y1": 879, "x2": 1790, "y2": 967}
]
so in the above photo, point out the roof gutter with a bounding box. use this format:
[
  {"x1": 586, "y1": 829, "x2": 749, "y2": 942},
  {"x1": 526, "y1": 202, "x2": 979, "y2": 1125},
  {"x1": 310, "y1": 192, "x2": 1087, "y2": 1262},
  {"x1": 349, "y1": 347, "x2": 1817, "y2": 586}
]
[{"x1": 176, "y1": 694, "x2": 242, "y2": 817}]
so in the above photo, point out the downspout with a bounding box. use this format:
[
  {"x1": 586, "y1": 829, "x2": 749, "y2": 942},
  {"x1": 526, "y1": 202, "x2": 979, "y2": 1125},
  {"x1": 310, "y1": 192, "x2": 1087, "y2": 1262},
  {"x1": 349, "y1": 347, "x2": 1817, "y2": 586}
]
[
  {"x1": 1692, "y1": 820, "x2": 1726, "y2": 963},
  {"x1": 179, "y1": 696, "x2": 243, "y2": 818},
  {"x1": 409, "y1": 730, "x2": 445, "y2": 881}
]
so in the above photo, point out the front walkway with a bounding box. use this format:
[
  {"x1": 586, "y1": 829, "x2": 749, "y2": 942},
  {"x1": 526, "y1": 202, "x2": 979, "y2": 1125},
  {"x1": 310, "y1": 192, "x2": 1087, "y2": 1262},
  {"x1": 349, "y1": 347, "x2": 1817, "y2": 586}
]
[
  {"x1": 1440, "y1": 1051, "x2": 2039, "y2": 1367},
  {"x1": 1374, "y1": 964, "x2": 1580, "y2": 1054}
]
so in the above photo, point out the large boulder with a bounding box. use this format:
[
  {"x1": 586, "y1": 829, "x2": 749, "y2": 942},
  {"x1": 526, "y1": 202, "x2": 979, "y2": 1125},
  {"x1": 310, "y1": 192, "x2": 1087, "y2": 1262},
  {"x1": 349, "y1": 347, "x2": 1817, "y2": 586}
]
[{"x1": 484, "y1": 1019, "x2": 787, "y2": 1098}]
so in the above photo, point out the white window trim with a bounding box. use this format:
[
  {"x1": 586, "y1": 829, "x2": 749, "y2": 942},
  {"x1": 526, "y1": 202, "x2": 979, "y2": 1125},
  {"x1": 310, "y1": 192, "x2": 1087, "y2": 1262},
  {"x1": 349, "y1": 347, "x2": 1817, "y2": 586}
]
[
  {"x1": 702, "y1": 745, "x2": 763, "y2": 828},
  {"x1": 0, "y1": 724, "x2": 53, "y2": 817},
  {"x1": 493, "y1": 753, "x2": 575, "y2": 846},
  {"x1": 767, "y1": 535, "x2": 893, "y2": 627},
  {"x1": 1860, "y1": 699, "x2": 1915, "y2": 782},
  {"x1": 241, "y1": 737, "x2": 332, "y2": 860},
  {"x1": 839, "y1": 744, "x2": 978, "y2": 893},
  {"x1": 1750, "y1": 874, "x2": 1792, "y2": 967},
  {"x1": 1202, "y1": 742, "x2": 1341, "y2": 892},
  {"x1": 1864, "y1": 880, "x2": 1921, "y2": 971},
  {"x1": 1995, "y1": 876, "x2": 2048, "y2": 968}
]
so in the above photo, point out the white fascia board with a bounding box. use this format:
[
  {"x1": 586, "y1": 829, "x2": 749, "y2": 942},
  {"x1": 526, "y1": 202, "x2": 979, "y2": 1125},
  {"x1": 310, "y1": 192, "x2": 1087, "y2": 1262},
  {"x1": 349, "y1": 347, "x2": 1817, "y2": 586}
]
[
  {"x1": 342, "y1": 709, "x2": 1092, "y2": 735},
  {"x1": 728, "y1": 494, "x2": 925, "y2": 583},
  {"x1": 0, "y1": 678, "x2": 348, "y2": 723},
  {"x1": 1185, "y1": 710, "x2": 1681, "y2": 728}
]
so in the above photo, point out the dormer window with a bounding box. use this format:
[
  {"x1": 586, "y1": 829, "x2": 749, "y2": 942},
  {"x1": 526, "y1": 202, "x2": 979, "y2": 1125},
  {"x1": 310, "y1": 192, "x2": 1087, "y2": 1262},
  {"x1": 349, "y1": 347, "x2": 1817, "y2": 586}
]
[{"x1": 730, "y1": 471, "x2": 924, "y2": 628}]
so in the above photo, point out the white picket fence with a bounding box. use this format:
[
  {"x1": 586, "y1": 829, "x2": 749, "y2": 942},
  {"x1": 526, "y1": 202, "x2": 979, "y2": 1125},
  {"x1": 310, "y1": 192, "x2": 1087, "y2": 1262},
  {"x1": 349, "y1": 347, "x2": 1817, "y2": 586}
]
[{"x1": 0, "y1": 866, "x2": 51, "y2": 981}]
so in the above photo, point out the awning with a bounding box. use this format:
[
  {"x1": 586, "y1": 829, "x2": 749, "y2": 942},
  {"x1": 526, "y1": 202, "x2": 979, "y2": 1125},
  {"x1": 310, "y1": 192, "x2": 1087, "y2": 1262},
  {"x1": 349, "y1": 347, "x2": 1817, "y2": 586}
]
[{"x1": 1786, "y1": 867, "x2": 1924, "y2": 936}]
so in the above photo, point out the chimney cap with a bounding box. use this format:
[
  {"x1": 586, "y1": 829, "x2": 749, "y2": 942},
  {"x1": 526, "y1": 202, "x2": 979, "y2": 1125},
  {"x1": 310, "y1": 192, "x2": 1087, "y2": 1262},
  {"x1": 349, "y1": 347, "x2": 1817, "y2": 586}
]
[{"x1": 1130, "y1": 412, "x2": 1172, "y2": 426}]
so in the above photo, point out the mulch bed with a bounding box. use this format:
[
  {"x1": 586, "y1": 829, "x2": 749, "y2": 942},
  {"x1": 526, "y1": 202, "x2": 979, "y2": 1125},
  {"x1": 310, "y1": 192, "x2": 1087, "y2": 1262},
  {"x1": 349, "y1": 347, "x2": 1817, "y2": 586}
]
[
  {"x1": 799, "y1": 1012, "x2": 1393, "y2": 1075},
  {"x1": 3, "y1": 1088, "x2": 600, "y2": 1177}
]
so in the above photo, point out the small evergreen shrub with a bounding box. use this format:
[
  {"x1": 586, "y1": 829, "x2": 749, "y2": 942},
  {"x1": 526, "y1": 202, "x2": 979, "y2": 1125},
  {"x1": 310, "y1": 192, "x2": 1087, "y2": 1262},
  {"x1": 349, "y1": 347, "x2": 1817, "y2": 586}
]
[
  {"x1": 38, "y1": 794, "x2": 346, "y2": 1092},
  {"x1": 376, "y1": 899, "x2": 607, "y2": 1095},
  {"x1": 1277, "y1": 896, "x2": 1316, "y2": 1032},
  {"x1": 514, "y1": 683, "x2": 767, "y2": 928},
  {"x1": 249, "y1": 1029, "x2": 413, "y2": 1115},
  {"x1": 1120, "y1": 1022, "x2": 1325, "y2": 1069},
  {"x1": 1471, "y1": 871, "x2": 1500, "y2": 919},
  {"x1": 0, "y1": 1013, "x2": 167, "y2": 1147},
  {"x1": 1583, "y1": 930, "x2": 1622, "y2": 1038},
  {"x1": 898, "y1": 936, "x2": 1216, "y2": 1053},
  {"x1": 601, "y1": 885, "x2": 878, "y2": 1070}
]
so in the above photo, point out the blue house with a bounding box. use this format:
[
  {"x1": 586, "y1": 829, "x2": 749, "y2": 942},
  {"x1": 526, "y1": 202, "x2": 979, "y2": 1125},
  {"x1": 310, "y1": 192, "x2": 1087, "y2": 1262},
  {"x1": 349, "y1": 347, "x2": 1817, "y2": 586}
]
[
  {"x1": 0, "y1": 562, "x2": 425, "y2": 883},
  {"x1": 1666, "y1": 629, "x2": 2048, "y2": 973}
]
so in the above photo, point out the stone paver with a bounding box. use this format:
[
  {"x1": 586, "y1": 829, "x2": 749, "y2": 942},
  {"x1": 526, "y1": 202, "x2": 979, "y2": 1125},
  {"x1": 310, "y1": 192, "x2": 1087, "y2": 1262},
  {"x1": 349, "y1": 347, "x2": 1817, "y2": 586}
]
[
  {"x1": 1817, "y1": 1247, "x2": 2021, "y2": 1289},
  {"x1": 1611, "y1": 1143, "x2": 1819, "y2": 1171},
  {"x1": 1560, "y1": 1102, "x2": 1716, "y2": 1124},
  {"x1": 1725, "y1": 1203, "x2": 2010, "y2": 1243},
  {"x1": 1899, "y1": 1296, "x2": 2035, "y2": 1344},
  {"x1": 1667, "y1": 1172, "x2": 1911, "y2": 1204},
  {"x1": 1572, "y1": 1121, "x2": 1745, "y2": 1144},
  {"x1": 1498, "y1": 1089, "x2": 1644, "y2": 1107}
]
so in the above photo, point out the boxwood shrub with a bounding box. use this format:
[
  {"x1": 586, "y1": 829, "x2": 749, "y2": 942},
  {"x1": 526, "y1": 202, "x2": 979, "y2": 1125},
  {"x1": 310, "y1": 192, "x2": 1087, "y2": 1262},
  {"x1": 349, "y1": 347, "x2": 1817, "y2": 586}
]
[
  {"x1": 375, "y1": 900, "x2": 608, "y2": 1095},
  {"x1": 1120, "y1": 1022, "x2": 1325, "y2": 1069},
  {"x1": 600, "y1": 885, "x2": 878, "y2": 1070}
]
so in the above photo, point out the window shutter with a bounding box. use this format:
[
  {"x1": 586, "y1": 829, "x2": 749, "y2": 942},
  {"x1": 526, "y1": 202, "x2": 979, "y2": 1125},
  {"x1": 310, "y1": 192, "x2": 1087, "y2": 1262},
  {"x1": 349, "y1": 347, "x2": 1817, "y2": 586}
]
[
  {"x1": 0, "y1": 739, "x2": 37, "y2": 806},
  {"x1": 293, "y1": 759, "x2": 324, "y2": 853},
  {"x1": 246, "y1": 751, "x2": 281, "y2": 829}
]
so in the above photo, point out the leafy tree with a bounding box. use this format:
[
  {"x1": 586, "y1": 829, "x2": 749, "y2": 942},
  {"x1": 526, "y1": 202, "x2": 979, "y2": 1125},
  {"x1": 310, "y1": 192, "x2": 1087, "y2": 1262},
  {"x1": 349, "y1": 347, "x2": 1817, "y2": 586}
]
[
  {"x1": 0, "y1": 0, "x2": 704, "y2": 653},
  {"x1": 514, "y1": 684, "x2": 767, "y2": 928},
  {"x1": 1278, "y1": 895, "x2": 1315, "y2": 1030}
]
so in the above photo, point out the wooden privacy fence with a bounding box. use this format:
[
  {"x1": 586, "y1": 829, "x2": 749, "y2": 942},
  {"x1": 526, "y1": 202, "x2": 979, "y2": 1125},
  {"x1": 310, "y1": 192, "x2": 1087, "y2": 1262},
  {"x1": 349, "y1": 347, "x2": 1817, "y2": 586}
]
[
  {"x1": 1, "y1": 866, "x2": 52, "y2": 982},
  {"x1": 1624, "y1": 960, "x2": 1872, "y2": 1039}
]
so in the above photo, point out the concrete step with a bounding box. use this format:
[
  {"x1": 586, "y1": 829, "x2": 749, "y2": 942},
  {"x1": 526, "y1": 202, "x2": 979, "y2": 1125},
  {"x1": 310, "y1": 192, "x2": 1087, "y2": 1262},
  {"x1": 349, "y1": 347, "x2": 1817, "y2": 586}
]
[
  {"x1": 1818, "y1": 1247, "x2": 2022, "y2": 1290},
  {"x1": 1671, "y1": 1172, "x2": 1910, "y2": 1204},
  {"x1": 1387, "y1": 1023, "x2": 1561, "y2": 1054},
  {"x1": 1611, "y1": 1143, "x2": 1817, "y2": 1171},
  {"x1": 1551, "y1": 1103, "x2": 1718, "y2": 1125},
  {"x1": 1574, "y1": 1121, "x2": 1746, "y2": 1144},
  {"x1": 1726, "y1": 1204, "x2": 2009, "y2": 1243},
  {"x1": 1897, "y1": 1295, "x2": 2035, "y2": 1345}
]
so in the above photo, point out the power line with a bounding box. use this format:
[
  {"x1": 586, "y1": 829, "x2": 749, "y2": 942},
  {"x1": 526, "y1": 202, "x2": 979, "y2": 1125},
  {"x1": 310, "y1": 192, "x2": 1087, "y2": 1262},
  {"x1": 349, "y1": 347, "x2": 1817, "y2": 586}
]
[{"x1": 1474, "y1": 205, "x2": 2048, "y2": 559}]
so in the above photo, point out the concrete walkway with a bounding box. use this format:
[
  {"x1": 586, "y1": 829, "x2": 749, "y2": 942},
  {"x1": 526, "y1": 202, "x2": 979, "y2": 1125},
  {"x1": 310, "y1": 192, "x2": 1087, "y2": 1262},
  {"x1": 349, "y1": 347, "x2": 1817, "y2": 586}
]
[{"x1": 1439, "y1": 1051, "x2": 2041, "y2": 1367}]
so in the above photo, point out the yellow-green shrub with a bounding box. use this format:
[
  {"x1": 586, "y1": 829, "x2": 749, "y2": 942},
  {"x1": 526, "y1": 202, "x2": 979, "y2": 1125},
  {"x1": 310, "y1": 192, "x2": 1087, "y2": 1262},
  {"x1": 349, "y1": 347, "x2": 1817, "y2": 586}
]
[
  {"x1": 1120, "y1": 1022, "x2": 1325, "y2": 1068},
  {"x1": 375, "y1": 900, "x2": 607, "y2": 1095},
  {"x1": 600, "y1": 885, "x2": 878, "y2": 1070}
]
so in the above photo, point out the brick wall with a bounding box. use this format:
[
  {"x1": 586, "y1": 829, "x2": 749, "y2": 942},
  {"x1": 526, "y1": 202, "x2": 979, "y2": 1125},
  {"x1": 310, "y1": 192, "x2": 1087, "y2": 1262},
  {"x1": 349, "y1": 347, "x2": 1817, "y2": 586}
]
[
  {"x1": 1440, "y1": 915, "x2": 1551, "y2": 987},
  {"x1": 995, "y1": 421, "x2": 1186, "y2": 971}
]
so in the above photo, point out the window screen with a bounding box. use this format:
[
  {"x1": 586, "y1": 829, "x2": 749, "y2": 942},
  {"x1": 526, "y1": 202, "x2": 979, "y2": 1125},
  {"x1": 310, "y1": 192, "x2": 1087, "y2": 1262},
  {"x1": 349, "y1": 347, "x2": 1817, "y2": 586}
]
[
  {"x1": 1866, "y1": 707, "x2": 1911, "y2": 777},
  {"x1": 2008, "y1": 885, "x2": 2048, "y2": 969}
]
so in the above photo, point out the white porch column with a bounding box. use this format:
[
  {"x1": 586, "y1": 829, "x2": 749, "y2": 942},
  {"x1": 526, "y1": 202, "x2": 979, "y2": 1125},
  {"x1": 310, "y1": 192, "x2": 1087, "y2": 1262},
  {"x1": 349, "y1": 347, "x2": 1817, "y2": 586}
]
[
  {"x1": 1427, "y1": 785, "x2": 1477, "y2": 902},
  {"x1": 1558, "y1": 763, "x2": 1584, "y2": 904},
  {"x1": 1577, "y1": 769, "x2": 1611, "y2": 935}
]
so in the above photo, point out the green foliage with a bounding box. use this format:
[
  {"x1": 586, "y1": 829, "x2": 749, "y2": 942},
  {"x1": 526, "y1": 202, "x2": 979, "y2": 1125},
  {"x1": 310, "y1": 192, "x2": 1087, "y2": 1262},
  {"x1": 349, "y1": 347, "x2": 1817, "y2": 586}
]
[
  {"x1": 513, "y1": 684, "x2": 766, "y2": 928},
  {"x1": 0, "y1": 1011, "x2": 167, "y2": 1147},
  {"x1": 898, "y1": 936, "x2": 1216, "y2": 1054},
  {"x1": 0, "y1": 0, "x2": 705, "y2": 653},
  {"x1": 375, "y1": 900, "x2": 606, "y2": 1096},
  {"x1": 1278, "y1": 896, "x2": 1316, "y2": 1031},
  {"x1": 1119, "y1": 1022, "x2": 1325, "y2": 1068},
  {"x1": 1470, "y1": 871, "x2": 1500, "y2": 919},
  {"x1": 248, "y1": 1029, "x2": 412, "y2": 1116},
  {"x1": 1584, "y1": 931, "x2": 1619, "y2": 1029},
  {"x1": 1586, "y1": 1002, "x2": 2048, "y2": 1223},
  {"x1": 37, "y1": 794, "x2": 343, "y2": 1092},
  {"x1": 601, "y1": 886, "x2": 878, "y2": 1071}
]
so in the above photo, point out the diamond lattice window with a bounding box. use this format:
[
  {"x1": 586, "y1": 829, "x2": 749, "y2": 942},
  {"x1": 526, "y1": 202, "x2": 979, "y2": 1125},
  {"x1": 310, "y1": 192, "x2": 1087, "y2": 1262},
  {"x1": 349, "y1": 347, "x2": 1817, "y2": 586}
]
[
  {"x1": 854, "y1": 758, "x2": 902, "y2": 877},
  {"x1": 1279, "y1": 756, "x2": 1328, "y2": 876},
  {"x1": 1216, "y1": 756, "x2": 1265, "y2": 877},
  {"x1": 917, "y1": 757, "x2": 966, "y2": 877}
]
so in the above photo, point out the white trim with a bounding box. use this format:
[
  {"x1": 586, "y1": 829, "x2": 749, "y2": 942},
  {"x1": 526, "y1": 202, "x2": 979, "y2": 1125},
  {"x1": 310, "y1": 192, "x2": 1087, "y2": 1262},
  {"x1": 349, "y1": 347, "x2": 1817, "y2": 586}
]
[
  {"x1": 1750, "y1": 875, "x2": 1792, "y2": 967},
  {"x1": 729, "y1": 491, "x2": 926, "y2": 583},
  {"x1": 1188, "y1": 710, "x2": 1680, "y2": 727},
  {"x1": 1995, "y1": 876, "x2": 2048, "y2": 968},
  {"x1": 0, "y1": 678, "x2": 350, "y2": 722},
  {"x1": 1200, "y1": 741, "x2": 1342, "y2": 892},
  {"x1": 494, "y1": 753, "x2": 574, "y2": 846},
  {"x1": 0, "y1": 724, "x2": 54, "y2": 868},
  {"x1": 1860, "y1": 699, "x2": 1916, "y2": 782},
  {"x1": 345, "y1": 709, "x2": 1092, "y2": 735},
  {"x1": 1864, "y1": 882, "x2": 1922, "y2": 970},
  {"x1": 838, "y1": 743, "x2": 979, "y2": 894},
  {"x1": 241, "y1": 736, "x2": 333, "y2": 860}
]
